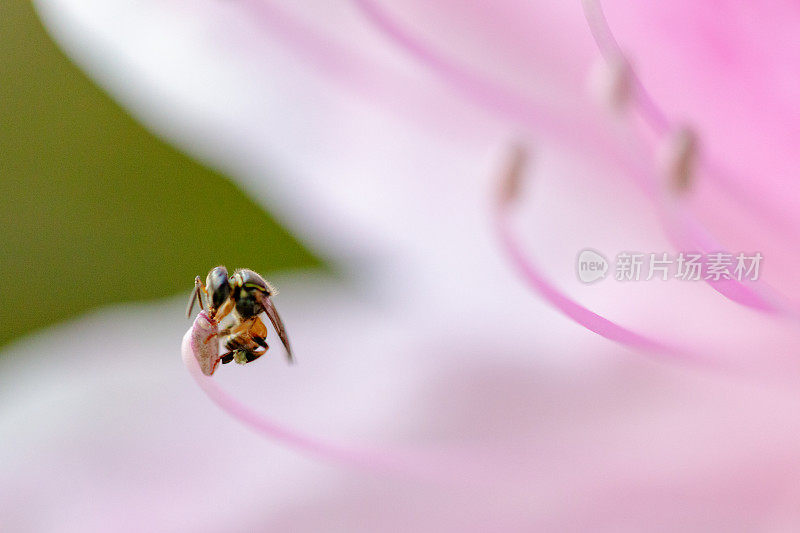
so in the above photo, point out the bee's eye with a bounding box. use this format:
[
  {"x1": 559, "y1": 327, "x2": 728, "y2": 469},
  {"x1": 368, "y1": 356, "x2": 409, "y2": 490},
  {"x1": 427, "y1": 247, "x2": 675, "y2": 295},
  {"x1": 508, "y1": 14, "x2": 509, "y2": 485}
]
[{"x1": 206, "y1": 266, "x2": 231, "y2": 310}]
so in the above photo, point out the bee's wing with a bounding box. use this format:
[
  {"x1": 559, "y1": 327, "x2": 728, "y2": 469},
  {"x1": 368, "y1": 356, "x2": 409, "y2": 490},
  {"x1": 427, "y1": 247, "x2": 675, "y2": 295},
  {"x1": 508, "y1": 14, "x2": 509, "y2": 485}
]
[{"x1": 258, "y1": 293, "x2": 293, "y2": 363}]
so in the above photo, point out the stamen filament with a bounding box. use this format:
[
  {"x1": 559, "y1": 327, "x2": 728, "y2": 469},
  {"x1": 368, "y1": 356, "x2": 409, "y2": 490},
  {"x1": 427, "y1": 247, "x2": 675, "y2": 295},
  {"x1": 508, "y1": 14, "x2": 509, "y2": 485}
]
[
  {"x1": 182, "y1": 314, "x2": 500, "y2": 488},
  {"x1": 493, "y1": 148, "x2": 698, "y2": 363},
  {"x1": 183, "y1": 320, "x2": 409, "y2": 475}
]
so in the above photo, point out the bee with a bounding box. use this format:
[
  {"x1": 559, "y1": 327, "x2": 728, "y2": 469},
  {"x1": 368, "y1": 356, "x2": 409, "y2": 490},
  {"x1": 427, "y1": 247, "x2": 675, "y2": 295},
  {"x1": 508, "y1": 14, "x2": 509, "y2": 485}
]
[{"x1": 186, "y1": 266, "x2": 293, "y2": 371}]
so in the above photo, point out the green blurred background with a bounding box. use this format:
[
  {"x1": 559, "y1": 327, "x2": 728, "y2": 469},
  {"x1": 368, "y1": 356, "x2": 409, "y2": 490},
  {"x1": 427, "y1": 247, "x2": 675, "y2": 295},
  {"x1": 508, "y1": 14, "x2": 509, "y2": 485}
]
[{"x1": 0, "y1": 0, "x2": 320, "y2": 348}]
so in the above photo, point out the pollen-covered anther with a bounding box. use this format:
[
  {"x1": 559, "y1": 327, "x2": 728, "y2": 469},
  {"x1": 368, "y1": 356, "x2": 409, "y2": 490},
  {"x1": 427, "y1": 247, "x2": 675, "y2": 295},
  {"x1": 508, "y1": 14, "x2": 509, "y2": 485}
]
[
  {"x1": 497, "y1": 144, "x2": 531, "y2": 207},
  {"x1": 661, "y1": 126, "x2": 699, "y2": 193},
  {"x1": 189, "y1": 311, "x2": 221, "y2": 376},
  {"x1": 590, "y1": 53, "x2": 632, "y2": 113}
]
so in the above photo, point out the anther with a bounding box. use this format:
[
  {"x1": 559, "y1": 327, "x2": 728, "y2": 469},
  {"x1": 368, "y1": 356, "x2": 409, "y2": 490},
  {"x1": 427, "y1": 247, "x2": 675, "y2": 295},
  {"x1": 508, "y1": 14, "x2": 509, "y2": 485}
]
[
  {"x1": 497, "y1": 144, "x2": 530, "y2": 207},
  {"x1": 661, "y1": 126, "x2": 699, "y2": 193},
  {"x1": 590, "y1": 53, "x2": 632, "y2": 113}
]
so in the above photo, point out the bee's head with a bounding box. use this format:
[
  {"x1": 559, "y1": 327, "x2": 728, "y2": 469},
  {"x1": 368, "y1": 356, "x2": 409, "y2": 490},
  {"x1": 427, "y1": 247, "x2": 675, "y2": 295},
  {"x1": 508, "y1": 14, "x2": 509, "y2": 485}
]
[{"x1": 205, "y1": 265, "x2": 232, "y2": 313}]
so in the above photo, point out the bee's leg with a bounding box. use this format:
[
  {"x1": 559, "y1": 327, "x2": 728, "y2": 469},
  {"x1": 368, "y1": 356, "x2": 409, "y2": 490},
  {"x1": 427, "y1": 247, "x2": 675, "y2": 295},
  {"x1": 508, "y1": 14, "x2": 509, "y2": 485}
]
[
  {"x1": 243, "y1": 346, "x2": 267, "y2": 364},
  {"x1": 212, "y1": 297, "x2": 235, "y2": 323},
  {"x1": 218, "y1": 316, "x2": 255, "y2": 337},
  {"x1": 186, "y1": 277, "x2": 205, "y2": 317},
  {"x1": 250, "y1": 317, "x2": 269, "y2": 339},
  {"x1": 246, "y1": 321, "x2": 269, "y2": 362},
  {"x1": 252, "y1": 336, "x2": 268, "y2": 350},
  {"x1": 219, "y1": 351, "x2": 234, "y2": 364}
]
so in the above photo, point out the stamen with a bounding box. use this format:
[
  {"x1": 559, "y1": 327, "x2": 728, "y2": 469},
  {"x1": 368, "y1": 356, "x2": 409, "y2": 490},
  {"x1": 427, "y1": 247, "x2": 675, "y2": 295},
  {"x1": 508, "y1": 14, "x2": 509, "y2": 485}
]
[
  {"x1": 580, "y1": 0, "x2": 669, "y2": 133},
  {"x1": 349, "y1": 0, "x2": 798, "y2": 319},
  {"x1": 590, "y1": 54, "x2": 632, "y2": 113},
  {"x1": 350, "y1": 0, "x2": 620, "y2": 160},
  {"x1": 579, "y1": 0, "x2": 800, "y2": 317},
  {"x1": 662, "y1": 126, "x2": 698, "y2": 193},
  {"x1": 580, "y1": 0, "x2": 800, "y2": 241},
  {"x1": 496, "y1": 144, "x2": 529, "y2": 207},
  {"x1": 493, "y1": 148, "x2": 698, "y2": 364},
  {"x1": 183, "y1": 316, "x2": 406, "y2": 472},
  {"x1": 181, "y1": 314, "x2": 501, "y2": 487}
]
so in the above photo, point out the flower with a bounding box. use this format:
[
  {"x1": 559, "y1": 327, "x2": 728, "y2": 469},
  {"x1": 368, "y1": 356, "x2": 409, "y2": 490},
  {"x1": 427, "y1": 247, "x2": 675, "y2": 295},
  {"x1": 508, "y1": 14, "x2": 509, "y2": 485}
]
[{"x1": 4, "y1": 0, "x2": 800, "y2": 530}]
